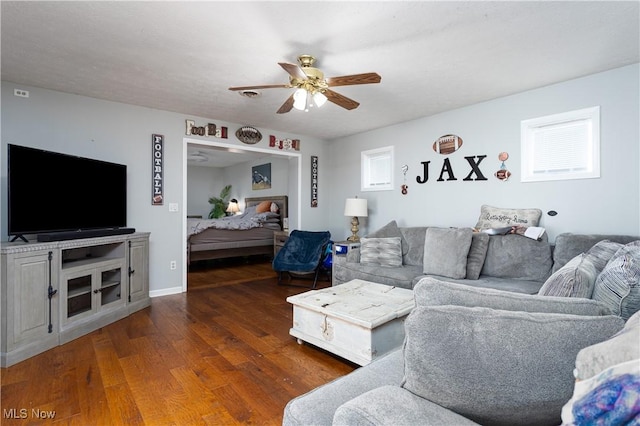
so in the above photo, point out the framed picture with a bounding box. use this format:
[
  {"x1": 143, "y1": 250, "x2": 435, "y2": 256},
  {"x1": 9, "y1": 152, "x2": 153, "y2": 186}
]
[{"x1": 252, "y1": 163, "x2": 271, "y2": 190}]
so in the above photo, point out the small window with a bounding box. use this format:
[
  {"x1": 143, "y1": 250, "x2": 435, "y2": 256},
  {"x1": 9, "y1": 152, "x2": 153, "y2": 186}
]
[
  {"x1": 521, "y1": 106, "x2": 600, "y2": 182},
  {"x1": 361, "y1": 146, "x2": 394, "y2": 191}
]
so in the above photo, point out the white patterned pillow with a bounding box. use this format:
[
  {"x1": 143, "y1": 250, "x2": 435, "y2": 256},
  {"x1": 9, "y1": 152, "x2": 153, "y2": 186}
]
[
  {"x1": 475, "y1": 205, "x2": 542, "y2": 230},
  {"x1": 359, "y1": 237, "x2": 402, "y2": 267},
  {"x1": 592, "y1": 241, "x2": 640, "y2": 320},
  {"x1": 538, "y1": 254, "x2": 598, "y2": 298}
]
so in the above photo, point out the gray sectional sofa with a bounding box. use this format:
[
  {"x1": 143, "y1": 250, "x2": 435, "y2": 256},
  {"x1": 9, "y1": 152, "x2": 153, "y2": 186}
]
[
  {"x1": 333, "y1": 221, "x2": 638, "y2": 294},
  {"x1": 283, "y1": 279, "x2": 639, "y2": 426},
  {"x1": 285, "y1": 226, "x2": 640, "y2": 425}
]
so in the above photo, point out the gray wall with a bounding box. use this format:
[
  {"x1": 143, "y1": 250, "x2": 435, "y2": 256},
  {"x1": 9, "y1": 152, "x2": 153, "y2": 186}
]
[
  {"x1": 1, "y1": 82, "x2": 329, "y2": 296},
  {"x1": 326, "y1": 64, "x2": 640, "y2": 242},
  {"x1": 2, "y1": 63, "x2": 638, "y2": 295}
]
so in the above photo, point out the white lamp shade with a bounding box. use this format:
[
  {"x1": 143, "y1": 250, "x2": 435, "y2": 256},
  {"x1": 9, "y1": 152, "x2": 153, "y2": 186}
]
[
  {"x1": 344, "y1": 198, "x2": 368, "y2": 217},
  {"x1": 226, "y1": 200, "x2": 240, "y2": 214}
]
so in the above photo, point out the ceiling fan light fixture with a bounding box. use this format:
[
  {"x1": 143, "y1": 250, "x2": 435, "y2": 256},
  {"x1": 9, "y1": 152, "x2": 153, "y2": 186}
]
[
  {"x1": 313, "y1": 91, "x2": 327, "y2": 107},
  {"x1": 293, "y1": 88, "x2": 308, "y2": 111}
]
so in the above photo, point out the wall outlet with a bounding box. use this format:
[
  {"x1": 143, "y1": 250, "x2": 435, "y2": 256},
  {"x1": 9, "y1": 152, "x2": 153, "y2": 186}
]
[
  {"x1": 170, "y1": 260, "x2": 177, "y2": 270},
  {"x1": 14, "y1": 89, "x2": 29, "y2": 98},
  {"x1": 169, "y1": 203, "x2": 179, "y2": 212}
]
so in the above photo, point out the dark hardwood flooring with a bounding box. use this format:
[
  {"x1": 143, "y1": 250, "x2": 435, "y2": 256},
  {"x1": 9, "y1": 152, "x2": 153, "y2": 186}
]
[{"x1": 0, "y1": 258, "x2": 355, "y2": 425}]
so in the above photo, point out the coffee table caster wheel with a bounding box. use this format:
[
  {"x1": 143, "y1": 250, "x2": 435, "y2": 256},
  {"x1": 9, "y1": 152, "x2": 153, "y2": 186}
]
[{"x1": 297, "y1": 338, "x2": 304, "y2": 345}]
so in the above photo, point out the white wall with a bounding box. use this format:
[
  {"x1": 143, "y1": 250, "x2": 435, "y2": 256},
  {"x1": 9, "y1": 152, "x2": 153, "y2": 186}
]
[
  {"x1": 187, "y1": 165, "x2": 223, "y2": 218},
  {"x1": 327, "y1": 64, "x2": 640, "y2": 242},
  {"x1": 1, "y1": 82, "x2": 329, "y2": 296}
]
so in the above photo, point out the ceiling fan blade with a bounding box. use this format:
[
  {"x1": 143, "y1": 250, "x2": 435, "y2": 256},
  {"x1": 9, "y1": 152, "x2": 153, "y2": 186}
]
[
  {"x1": 327, "y1": 73, "x2": 381, "y2": 87},
  {"x1": 276, "y1": 94, "x2": 295, "y2": 114},
  {"x1": 228, "y1": 84, "x2": 290, "y2": 91},
  {"x1": 278, "y1": 62, "x2": 307, "y2": 80},
  {"x1": 324, "y1": 89, "x2": 360, "y2": 110}
]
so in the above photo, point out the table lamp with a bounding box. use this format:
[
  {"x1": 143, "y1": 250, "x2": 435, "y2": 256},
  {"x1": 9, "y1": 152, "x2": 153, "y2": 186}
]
[{"x1": 344, "y1": 197, "x2": 368, "y2": 241}]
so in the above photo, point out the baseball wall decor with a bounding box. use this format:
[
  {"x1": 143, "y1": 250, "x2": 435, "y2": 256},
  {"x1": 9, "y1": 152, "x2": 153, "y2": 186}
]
[
  {"x1": 269, "y1": 135, "x2": 300, "y2": 151},
  {"x1": 432, "y1": 134, "x2": 463, "y2": 155}
]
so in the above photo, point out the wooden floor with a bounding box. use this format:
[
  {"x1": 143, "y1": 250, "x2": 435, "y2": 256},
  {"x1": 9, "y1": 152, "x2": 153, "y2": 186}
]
[{"x1": 0, "y1": 258, "x2": 355, "y2": 425}]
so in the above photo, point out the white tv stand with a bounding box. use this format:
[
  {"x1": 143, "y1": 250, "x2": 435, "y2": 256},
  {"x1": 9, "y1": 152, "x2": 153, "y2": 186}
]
[{"x1": 1, "y1": 232, "x2": 150, "y2": 367}]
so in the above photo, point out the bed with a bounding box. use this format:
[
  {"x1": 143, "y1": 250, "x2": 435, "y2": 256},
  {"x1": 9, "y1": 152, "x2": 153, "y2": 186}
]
[{"x1": 187, "y1": 195, "x2": 288, "y2": 265}]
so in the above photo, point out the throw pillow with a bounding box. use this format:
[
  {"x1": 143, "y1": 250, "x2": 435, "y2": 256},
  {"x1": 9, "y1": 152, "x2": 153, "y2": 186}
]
[
  {"x1": 401, "y1": 305, "x2": 625, "y2": 426},
  {"x1": 584, "y1": 239, "x2": 624, "y2": 273},
  {"x1": 480, "y1": 233, "x2": 553, "y2": 282},
  {"x1": 573, "y1": 310, "x2": 640, "y2": 380},
  {"x1": 367, "y1": 220, "x2": 409, "y2": 255},
  {"x1": 465, "y1": 232, "x2": 489, "y2": 280},
  {"x1": 255, "y1": 200, "x2": 272, "y2": 213},
  {"x1": 474, "y1": 204, "x2": 542, "y2": 230},
  {"x1": 270, "y1": 202, "x2": 279, "y2": 213},
  {"x1": 359, "y1": 237, "x2": 402, "y2": 267},
  {"x1": 414, "y1": 277, "x2": 612, "y2": 316},
  {"x1": 422, "y1": 227, "x2": 472, "y2": 279},
  {"x1": 592, "y1": 241, "x2": 640, "y2": 320},
  {"x1": 537, "y1": 253, "x2": 598, "y2": 298}
]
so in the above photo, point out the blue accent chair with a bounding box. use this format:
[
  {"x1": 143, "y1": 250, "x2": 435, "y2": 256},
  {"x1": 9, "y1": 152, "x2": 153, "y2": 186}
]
[{"x1": 272, "y1": 230, "x2": 332, "y2": 289}]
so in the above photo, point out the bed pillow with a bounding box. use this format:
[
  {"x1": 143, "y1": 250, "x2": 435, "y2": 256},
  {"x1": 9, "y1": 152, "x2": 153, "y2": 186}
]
[
  {"x1": 359, "y1": 237, "x2": 403, "y2": 267},
  {"x1": 592, "y1": 241, "x2": 640, "y2": 320},
  {"x1": 255, "y1": 200, "x2": 273, "y2": 213},
  {"x1": 401, "y1": 305, "x2": 625, "y2": 426},
  {"x1": 423, "y1": 228, "x2": 472, "y2": 279},
  {"x1": 538, "y1": 253, "x2": 598, "y2": 298},
  {"x1": 474, "y1": 205, "x2": 542, "y2": 230}
]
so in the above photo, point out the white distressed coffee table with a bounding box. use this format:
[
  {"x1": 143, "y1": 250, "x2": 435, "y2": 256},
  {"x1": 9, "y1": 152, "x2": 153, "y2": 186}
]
[{"x1": 286, "y1": 279, "x2": 415, "y2": 366}]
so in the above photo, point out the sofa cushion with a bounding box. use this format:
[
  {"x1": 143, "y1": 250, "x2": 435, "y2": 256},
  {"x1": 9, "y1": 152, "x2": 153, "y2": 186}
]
[
  {"x1": 333, "y1": 257, "x2": 421, "y2": 289},
  {"x1": 481, "y1": 233, "x2": 552, "y2": 282},
  {"x1": 552, "y1": 233, "x2": 639, "y2": 273},
  {"x1": 400, "y1": 226, "x2": 429, "y2": 266},
  {"x1": 537, "y1": 253, "x2": 598, "y2": 298},
  {"x1": 561, "y1": 311, "x2": 640, "y2": 424},
  {"x1": 422, "y1": 227, "x2": 472, "y2": 279},
  {"x1": 359, "y1": 237, "x2": 403, "y2": 267},
  {"x1": 474, "y1": 204, "x2": 542, "y2": 230},
  {"x1": 584, "y1": 239, "x2": 624, "y2": 273},
  {"x1": 414, "y1": 277, "x2": 612, "y2": 316},
  {"x1": 592, "y1": 241, "x2": 640, "y2": 320},
  {"x1": 367, "y1": 220, "x2": 409, "y2": 255},
  {"x1": 282, "y1": 350, "x2": 404, "y2": 426},
  {"x1": 574, "y1": 310, "x2": 640, "y2": 380},
  {"x1": 465, "y1": 232, "x2": 489, "y2": 279},
  {"x1": 401, "y1": 305, "x2": 625, "y2": 426},
  {"x1": 333, "y1": 385, "x2": 479, "y2": 426}
]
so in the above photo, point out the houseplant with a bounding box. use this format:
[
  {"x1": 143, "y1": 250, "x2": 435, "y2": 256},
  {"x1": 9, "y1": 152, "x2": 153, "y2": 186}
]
[{"x1": 208, "y1": 184, "x2": 232, "y2": 219}]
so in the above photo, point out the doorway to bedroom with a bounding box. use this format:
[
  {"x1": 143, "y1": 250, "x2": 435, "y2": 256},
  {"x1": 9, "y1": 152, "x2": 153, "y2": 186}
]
[{"x1": 182, "y1": 138, "x2": 301, "y2": 292}]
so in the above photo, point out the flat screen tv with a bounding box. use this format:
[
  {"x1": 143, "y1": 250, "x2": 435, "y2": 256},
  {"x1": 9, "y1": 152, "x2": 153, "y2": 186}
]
[{"x1": 8, "y1": 144, "x2": 128, "y2": 241}]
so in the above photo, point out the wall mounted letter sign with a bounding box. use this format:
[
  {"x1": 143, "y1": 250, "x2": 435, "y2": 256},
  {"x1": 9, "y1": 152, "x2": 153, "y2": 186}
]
[{"x1": 152, "y1": 134, "x2": 164, "y2": 205}]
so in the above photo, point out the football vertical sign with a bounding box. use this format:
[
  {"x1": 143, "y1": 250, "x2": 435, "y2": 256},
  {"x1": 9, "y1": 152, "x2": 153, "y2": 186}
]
[
  {"x1": 152, "y1": 134, "x2": 164, "y2": 205},
  {"x1": 311, "y1": 155, "x2": 318, "y2": 207}
]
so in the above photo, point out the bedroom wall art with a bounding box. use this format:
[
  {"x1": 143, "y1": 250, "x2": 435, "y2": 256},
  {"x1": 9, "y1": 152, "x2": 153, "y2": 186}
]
[
  {"x1": 311, "y1": 155, "x2": 318, "y2": 207},
  {"x1": 185, "y1": 119, "x2": 228, "y2": 138},
  {"x1": 152, "y1": 134, "x2": 164, "y2": 205},
  {"x1": 252, "y1": 163, "x2": 271, "y2": 190}
]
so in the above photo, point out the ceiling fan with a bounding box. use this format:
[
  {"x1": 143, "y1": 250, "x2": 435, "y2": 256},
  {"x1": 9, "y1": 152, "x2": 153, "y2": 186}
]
[{"x1": 228, "y1": 55, "x2": 381, "y2": 114}]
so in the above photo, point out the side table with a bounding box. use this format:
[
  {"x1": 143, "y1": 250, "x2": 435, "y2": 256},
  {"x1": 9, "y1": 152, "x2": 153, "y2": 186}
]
[{"x1": 273, "y1": 230, "x2": 290, "y2": 257}]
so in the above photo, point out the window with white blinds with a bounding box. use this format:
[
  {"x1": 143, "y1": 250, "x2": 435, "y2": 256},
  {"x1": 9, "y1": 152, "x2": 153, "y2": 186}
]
[
  {"x1": 361, "y1": 146, "x2": 394, "y2": 191},
  {"x1": 521, "y1": 106, "x2": 600, "y2": 182}
]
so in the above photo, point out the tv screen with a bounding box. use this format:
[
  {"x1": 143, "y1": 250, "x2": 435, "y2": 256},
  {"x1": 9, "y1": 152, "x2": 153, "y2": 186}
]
[{"x1": 8, "y1": 144, "x2": 127, "y2": 238}]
